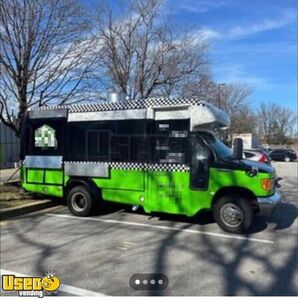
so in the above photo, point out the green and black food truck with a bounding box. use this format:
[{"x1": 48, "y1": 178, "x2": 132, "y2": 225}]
[{"x1": 20, "y1": 98, "x2": 281, "y2": 233}]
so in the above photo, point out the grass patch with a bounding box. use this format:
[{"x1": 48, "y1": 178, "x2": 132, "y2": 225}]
[{"x1": 0, "y1": 184, "x2": 44, "y2": 210}]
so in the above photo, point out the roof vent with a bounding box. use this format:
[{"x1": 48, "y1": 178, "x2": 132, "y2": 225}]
[
  {"x1": 108, "y1": 92, "x2": 128, "y2": 102},
  {"x1": 108, "y1": 92, "x2": 119, "y2": 103}
]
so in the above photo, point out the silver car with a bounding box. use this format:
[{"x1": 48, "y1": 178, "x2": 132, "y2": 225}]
[{"x1": 244, "y1": 149, "x2": 271, "y2": 164}]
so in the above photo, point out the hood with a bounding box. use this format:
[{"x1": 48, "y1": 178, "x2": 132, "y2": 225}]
[
  {"x1": 241, "y1": 159, "x2": 275, "y2": 175},
  {"x1": 215, "y1": 158, "x2": 276, "y2": 176}
]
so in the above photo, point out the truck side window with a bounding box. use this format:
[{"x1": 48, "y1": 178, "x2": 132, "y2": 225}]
[
  {"x1": 190, "y1": 136, "x2": 210, "y2": 190},
  {"x1": 192, "y1": 141, "x2": 209, "y2": 162}
]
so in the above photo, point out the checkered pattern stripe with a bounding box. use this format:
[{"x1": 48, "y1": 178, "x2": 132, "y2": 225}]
[
  {"x1": 110, "y1": 162, "x2": 189, "y2": 172},
  {"x1": 109, "y1": 162, "x2": 145, "y2": 171},
  {"x1": 146, "y1": 163, "x2": 189, "y2": 172},
  {"x1": 65, "y1": 161, "x2": 190, "y2": 172},
  {"x1": 144, "y1": 97, "x2": 205, "y2": 107},
  {"x1": 30, "y1": 97, "x2": 210, "y2": 113}
]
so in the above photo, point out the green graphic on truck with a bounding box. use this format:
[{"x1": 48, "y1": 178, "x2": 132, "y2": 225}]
[{"x1": 20, "y1": 98, "x2": 281, "y2": 233}]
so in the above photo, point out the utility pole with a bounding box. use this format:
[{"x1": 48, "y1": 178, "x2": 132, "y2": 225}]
[
  {"x1": 217, "y1": 83, "x2": 226, "y2": 109},
  {"x1": 217, "y1": 83, "x2": 229, "y2": 145}
]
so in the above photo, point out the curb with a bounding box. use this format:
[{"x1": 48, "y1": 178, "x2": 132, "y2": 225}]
[
  {"x1": 0, "y1": 200, "x2": 59, "y2": 220},
  {"x1": 0, "y1": 179, "x2": 20, "y2": 185}
]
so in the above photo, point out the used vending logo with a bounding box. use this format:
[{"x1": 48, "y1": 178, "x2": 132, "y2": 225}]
[{"x1": 2, "y1": 272, "x2": 61, "y2": 297}]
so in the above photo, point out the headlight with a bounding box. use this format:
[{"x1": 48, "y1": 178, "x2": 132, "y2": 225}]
[{"x1": 260, "y1": 178, "x2": 273, "y2": 191}]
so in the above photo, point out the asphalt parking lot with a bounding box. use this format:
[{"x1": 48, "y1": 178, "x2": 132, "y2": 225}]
[{"x1": 1, "y1": 162, "x2": 297, "y2": 296}]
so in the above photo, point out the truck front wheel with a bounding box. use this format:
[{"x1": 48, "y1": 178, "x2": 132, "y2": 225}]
[
  {"x1": 213, "y1": 195, "x2": 253, "y2": 234},
  {"x1": 67, "y1": 185, "x2": 94, "y2": 217}
]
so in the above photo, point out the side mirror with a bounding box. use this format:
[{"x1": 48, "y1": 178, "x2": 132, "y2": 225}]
[{"x1": 233, "y1": 138, "x2": 243, "y2": 160}]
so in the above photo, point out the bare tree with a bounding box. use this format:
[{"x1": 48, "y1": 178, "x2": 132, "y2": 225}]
[
  {"x1": 198, "y1": 83, "x2": 256, "y2": 139},
  {"x1": 257, "y1": 102, "x2": 297, "y2": 145},
  {"x1": 219, "y1": 84, "x2": 255, "y2": 143},
  {"x1": 0, "y1": 0, "x2": 98, "y2": 135},
  {"x1": 180, "y1": 79, "x2": 256, "y2": 137},
  {"x1": 180, "y1": 74, "x2": 215, "y2": 99},
  {"x1": 95, "y1": 0, "x2": 209, "y2": 100}
]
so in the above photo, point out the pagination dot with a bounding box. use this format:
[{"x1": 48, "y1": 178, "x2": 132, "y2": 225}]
[
  {"x1": 135, "y1": 279, "x2": 140, "y2": 285},
  {"x1": 158, "y1": 279, "x2": 163, "y2": 285}
]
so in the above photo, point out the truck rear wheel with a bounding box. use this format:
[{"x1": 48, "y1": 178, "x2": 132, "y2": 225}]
[
  {"x1": 213, "y1": 195, "x2": 253, "y2": 234},
  {"x1": 67, "y1": 185, "x2": 94, "y2": 217}
]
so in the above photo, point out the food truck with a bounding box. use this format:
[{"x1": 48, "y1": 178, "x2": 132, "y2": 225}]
[{"x1": 20, "y1": 98, "x2": 281, "y2": 233}]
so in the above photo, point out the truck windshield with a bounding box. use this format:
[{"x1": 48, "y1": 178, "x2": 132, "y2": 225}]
[{"x1": 200, "y1": 133, "x2": 233, "y2": 160}]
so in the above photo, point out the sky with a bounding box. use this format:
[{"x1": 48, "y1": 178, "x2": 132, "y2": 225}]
[
  {"x1": 83, "y1": 0, "x2": 297, "y2": 112},
  {"x1": 163, "y1": 0, "x2": 297, "y2": 111}
]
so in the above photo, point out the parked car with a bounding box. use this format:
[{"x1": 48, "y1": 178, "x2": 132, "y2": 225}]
[
  {"x1": 269, "y1": 149, "x2": 297, "y2": 162},
  {"x1": 263, "y1": 147, "x2": 272, "y2": 153},
  {"x1": 251, "y1": 147, "x2": 271, "y2": 155},
  {"x1": 244, "y1": 149, "x2": 271, "y2": 164}
]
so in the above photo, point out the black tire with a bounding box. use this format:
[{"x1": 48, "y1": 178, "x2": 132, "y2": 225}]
[
  {"x1": 213, "y1": 195, "x2": 253, "y2": 234},
  {"x1": 284, "y1": 156, "x2": 290, "y2": 162},
  {"x1": 67, "y1": 185, "x2": 94, "y2": 217}
]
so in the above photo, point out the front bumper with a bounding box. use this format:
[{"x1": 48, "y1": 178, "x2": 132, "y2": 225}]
[{"x1": 257, "y1": 191, "x2": 282, "y2": 217}]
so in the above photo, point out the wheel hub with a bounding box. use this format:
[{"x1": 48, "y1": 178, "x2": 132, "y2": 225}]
[
  {"x1": 71, "y1": 192, "x2": 87, "y2": 212},
  {"x1": 220, "y1": 204, "x2": 243, "y2": 227}
]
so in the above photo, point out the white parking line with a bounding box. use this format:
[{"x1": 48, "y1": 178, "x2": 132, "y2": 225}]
[
  {"x1": 47, "y1": 213, "x2": 274, "y2": 244},
  {"x1": 0, "y1": 269, "x2": 107, "y2": 296}
]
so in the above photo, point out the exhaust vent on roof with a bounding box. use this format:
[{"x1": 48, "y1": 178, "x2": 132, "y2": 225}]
[{"x1": 108, "y1": 92, "x2": 127, "y2": 102}]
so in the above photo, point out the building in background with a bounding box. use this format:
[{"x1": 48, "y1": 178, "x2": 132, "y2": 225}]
[
  {"x1": 232, "y1": 133, "x2": 259, "y2": 149},
  {"x1": 0, "y1": 121, "x2": 20, "y2": 168}
]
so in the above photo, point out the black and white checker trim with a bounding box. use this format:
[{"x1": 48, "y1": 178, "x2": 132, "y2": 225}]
[
  {"x1": 108, "y1": 161, "x2": 190, "y2": 172},
  {"x1": 109, "y1": 162, "x2": 145, "y2": 171},
  {"x1": 146, "y1": 163, "x2": 189, "y2": 172},
  {"x1": 30, "y1": 97, "x2": 211, "y2": 113},
  {"x1": 65, "y1": 161, "x2": 190, "y2": 172}
]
